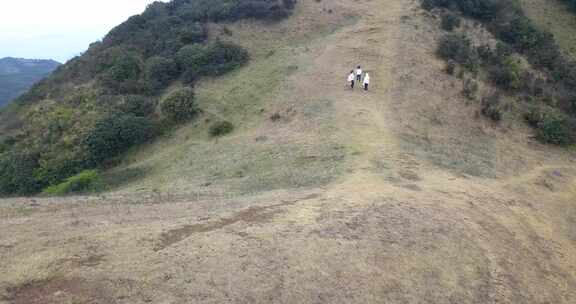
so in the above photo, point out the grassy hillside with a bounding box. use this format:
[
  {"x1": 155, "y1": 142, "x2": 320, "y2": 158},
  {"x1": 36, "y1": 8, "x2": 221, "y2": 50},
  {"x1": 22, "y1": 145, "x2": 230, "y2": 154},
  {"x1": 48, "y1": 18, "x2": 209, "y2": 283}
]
[
  {"x1": 520, "y1": 0, "x2": 576, "y2": 57},
  {"x1": 0, "y1": 58, "x2": 60, "y2": 108},
  {"x1": 423, "y1": 0, "x2": 576, "y2": 147},
  {"x1": 1, "y1": 0, "x2": 576, "y2": 302},
  {"x1": 0, "y1": 0, "x2": 297, "y2": 196}
]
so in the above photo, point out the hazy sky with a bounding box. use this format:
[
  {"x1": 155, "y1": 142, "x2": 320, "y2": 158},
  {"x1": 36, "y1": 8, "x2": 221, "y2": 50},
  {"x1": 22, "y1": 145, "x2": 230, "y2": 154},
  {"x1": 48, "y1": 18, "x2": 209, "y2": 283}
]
[{"x1": 0, "y1": 0, "x2": 164, "y2": 63}]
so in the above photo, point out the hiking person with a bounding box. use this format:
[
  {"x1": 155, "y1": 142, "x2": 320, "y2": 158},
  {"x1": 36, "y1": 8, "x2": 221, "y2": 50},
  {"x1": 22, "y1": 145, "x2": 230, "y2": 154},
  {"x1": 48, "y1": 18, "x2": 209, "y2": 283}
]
[
  {"x1": 363, "y1": 73, "x2": 370, "y2": 91},
  {"x1": 348, "y1": 70, "x2": 356, "y2": 89},
  {"x1": 356, "y1": 66, "x2": 363, "y2": 83}
]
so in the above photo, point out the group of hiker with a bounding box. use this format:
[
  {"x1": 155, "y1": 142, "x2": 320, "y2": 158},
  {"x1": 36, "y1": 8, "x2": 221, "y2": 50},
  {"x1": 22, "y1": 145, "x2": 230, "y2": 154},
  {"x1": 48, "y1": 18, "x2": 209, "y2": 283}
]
[{"x1": 348, "y1": 65, "x2": 370, "y2": 91}]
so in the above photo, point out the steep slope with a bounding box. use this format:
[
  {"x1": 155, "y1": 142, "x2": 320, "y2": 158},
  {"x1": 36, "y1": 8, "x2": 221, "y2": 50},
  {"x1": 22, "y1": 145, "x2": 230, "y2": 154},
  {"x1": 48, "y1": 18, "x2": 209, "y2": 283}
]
[
  {"x1": 0, "y1": 0, "x2": 297, "y2": 196},
  {"x1": 0, "y1": 57, "x2": 60, "y2": 107},
  {"x1": 1, "y1": 0, "x2": 576, "y2": 303},
  {"x1": 521, "y1": 0, "x2": 576, "y2": 56}
]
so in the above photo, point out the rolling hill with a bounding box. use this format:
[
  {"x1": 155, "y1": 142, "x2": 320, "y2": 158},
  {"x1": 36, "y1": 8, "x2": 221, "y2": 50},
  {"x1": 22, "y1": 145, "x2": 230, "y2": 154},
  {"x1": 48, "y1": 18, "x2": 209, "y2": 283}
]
[
  {"x1": 0, "y1": 57, "x2": 60, "y2": 108},
  {"x1": 0, "y1": 0, "x2": 575, "y2": 303}
]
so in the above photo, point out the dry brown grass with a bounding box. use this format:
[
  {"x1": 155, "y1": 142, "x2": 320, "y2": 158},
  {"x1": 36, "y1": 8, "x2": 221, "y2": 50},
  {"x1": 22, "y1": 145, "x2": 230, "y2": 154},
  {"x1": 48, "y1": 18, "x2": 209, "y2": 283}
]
[{"x1": 1, "y1": 0, "x2": 576, "y2": 303}]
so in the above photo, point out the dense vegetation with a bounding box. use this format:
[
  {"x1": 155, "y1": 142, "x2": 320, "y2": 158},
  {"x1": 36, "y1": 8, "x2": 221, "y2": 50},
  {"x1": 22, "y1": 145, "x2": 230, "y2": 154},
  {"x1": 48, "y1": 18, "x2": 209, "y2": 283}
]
[
  {"x1": 424, "y1": 0, "x2": 576, "y2": 145},
  {"x1": 0, "y1": 0, "x2": 296, "y2": 196},
  {"x1": 0, "y1": 58, "x2": 60, "y2": 107},
  {"x1": 560, "y1": 0, "x2": 576, "y2": 12}
]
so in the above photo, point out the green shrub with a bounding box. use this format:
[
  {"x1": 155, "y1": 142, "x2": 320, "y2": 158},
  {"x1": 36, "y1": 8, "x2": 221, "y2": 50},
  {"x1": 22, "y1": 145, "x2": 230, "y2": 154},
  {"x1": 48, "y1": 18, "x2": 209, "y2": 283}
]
[
  {"x1": 445, "y1": 60, "x2": 457, "y2": 75},
  {"x1": 562, "y1": 0, "x2": 576, "y2": 11},
  {"x1": 33, "y1": 153, "x2": 85, "y2": 187},
  {"x1": 0, "y1": 153, "x2": 42, "y2": 196},
  {"x1": 476, "y1": 45, "x2": 494, "y2": 62},
  {"x1": 118, "y1": 95, "x2": 156, "y2": 117},
  {"x1": 145, "y1": 56, "x2": 179, "y2": 92},
  {"x1": 422, "y1": 0, "x2": 503, "y2": 21},
  {"x1": 179, "y1": 23, "x2": 208, "y2": 44},
  {"x1": 441, "y1": 13, "x2": 461, "y2": 31},
  {"x1": 177, "y1": 41, "x2": 249, "y2": 79},
  {"x1": 200, "y1": 42, "x2": 249, "y2": 76},
  {"x1": 494, "y1": 42, "x2": 514, "y2": 63},
  {"x1": 525, "y1": 106, "x2": 574, "y2": 145},
  {"x1": 103, "y1": 53, "x2": 141, "y2": 81},
  {"x1": 0, "y1": 136, "x2": 16, "y2": 154},
  {"x1": 421, "y1": 0, "x2": 436, "y2": 11},
  {"x1": 83, "y1": 114, "x2": 155, "y2": 166},
  {"x1": 462, "y1": 78, "x2": 478, "y2": 100},
  {"x1": 537, "y1": 116, "x2": 573, "y2": 145},
  {"x1": 489, "y1": 56, "x2": 522, "y2": 90},
  {"x1": 42, "y1": 170, "x2": 105, "y2": 195},
  {"x1": 437, "y1": 34, "x2": 479, "y2": 72},
  {"x1": 176, "y1": 44, "x2": 206, "y2": 82},
  {"x1": 499, "y1": 17, "x2": 541, "y2": 50},
  {"x1": 425, "y1": 0, "x2": 576, "y2": 146},
  {"x1": 161, "y1": 88, "x2": 198, "y2": 123},
  {"x1": 481, "y1": 95, "x2": 502, "y2": 121},
  {"x1": 209, "y1": 121, "x2": 235, "y2": 137},
  {"x1": 99, "y1": 52, "x2": 144, "y2": 94},
  {"x1": 0, "y1": 0, "x2": 298, "y2": 198}
]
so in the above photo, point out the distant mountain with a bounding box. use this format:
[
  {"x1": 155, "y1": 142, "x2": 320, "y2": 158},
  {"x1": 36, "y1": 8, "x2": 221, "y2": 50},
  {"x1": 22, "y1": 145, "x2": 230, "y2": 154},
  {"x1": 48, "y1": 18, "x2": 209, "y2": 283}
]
[{"x1": 0, "y1": 57, "x2": 60, "y2": 107}]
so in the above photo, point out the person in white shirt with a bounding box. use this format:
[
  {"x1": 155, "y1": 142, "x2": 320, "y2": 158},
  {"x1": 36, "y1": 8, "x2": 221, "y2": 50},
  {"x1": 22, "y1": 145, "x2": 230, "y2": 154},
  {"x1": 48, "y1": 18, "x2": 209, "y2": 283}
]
[
  {"x1": 348, "y1": 70, "x2": 356, "y2": 89},
  {"x1": 363, "y1": 73, "x2": 370, "y2": 91},
  {"x1": 356, "y1": 66, "x2": 363, "y2": 83}
]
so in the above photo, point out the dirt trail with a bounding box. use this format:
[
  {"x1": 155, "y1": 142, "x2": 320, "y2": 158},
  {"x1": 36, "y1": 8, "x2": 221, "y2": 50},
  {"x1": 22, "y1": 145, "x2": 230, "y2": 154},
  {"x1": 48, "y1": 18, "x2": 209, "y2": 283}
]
[
  {"x1": 288, "y1": 0, "x2": 408, "y2": 201},
  {"x1": 1, "y1": 0, "x2": 576, "y2": 303},
  {"x1": 327, "y1": 0, "x2": 405, "y2": 197}
]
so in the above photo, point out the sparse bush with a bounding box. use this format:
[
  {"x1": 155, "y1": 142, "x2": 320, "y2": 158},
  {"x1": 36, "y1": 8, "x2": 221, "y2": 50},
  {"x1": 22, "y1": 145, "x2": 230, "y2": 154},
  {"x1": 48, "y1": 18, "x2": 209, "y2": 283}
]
[
  {"x1": 270, "y1": 113, "x2": 282, "y2": 121},
  {"x1": 83, "y1": 114, "x2": 155, "y2": 166},
  {"x1": 209, "y1": 121, "x2": 235, "y2": 137},
  {"x1": 441, "y1": 13, "x2": 461, "y2": 31},
  {"x1": 42, "y1": 170, "x2": 105, "y2": 195},
  {"x1": 481, "y1": 95, "x2": 502, "y2": 121},
  {"x1": 421, "y1": 0, "x2": 436, "y2": 11},
  {"x1": 476, "y1": 45, "x2": 494, "y2": 62},
  {"x1": 437, "y1": 34, "x2": 479, "y2": 72},
  {"x1": 489, "y1": 56, "x2": 522, "y2": 90},
  {"x1": 462, "y1": 78, "x2": 479, "y2": 100},
  {"x1": 445, "y1": 60, "x2": 457, "y2": 75},
  {"x1": 161, "y1": 88, "x2": 198, "y2": 123},
  {"x1": 494, "y1": 42, "x2": 513, "y2": 63},
  {"x1": 523, "y1": 73, "x2": 546, "y2": 97},
  {"x1": 426, "y1": 0, "x2": 576, "y2": 146}
]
